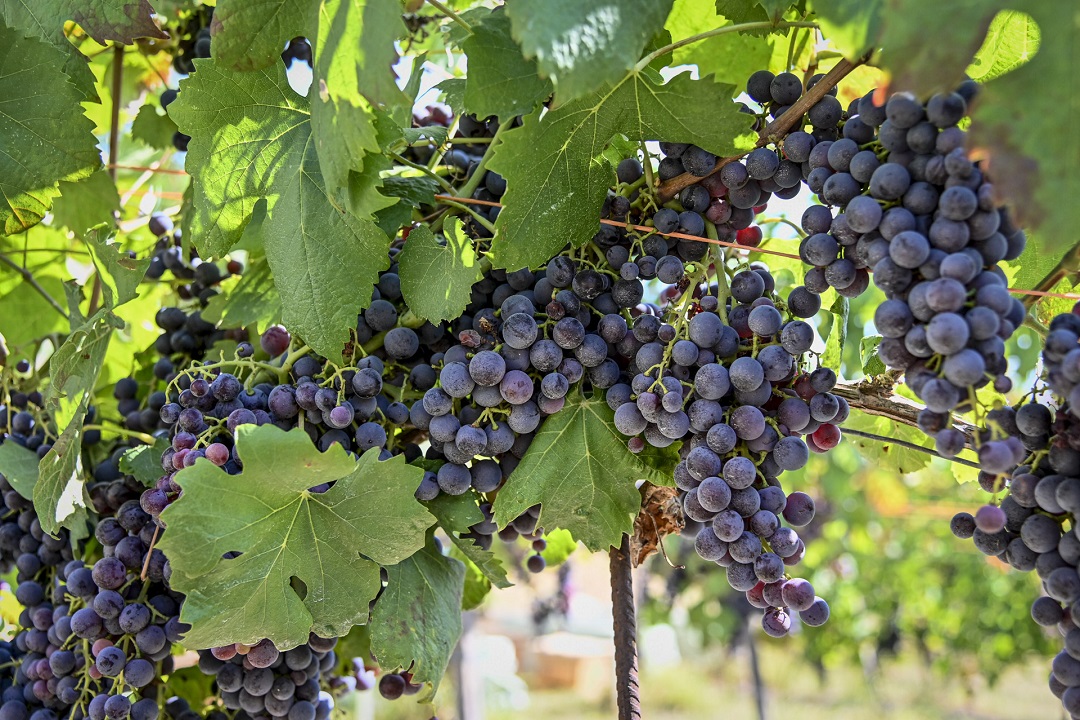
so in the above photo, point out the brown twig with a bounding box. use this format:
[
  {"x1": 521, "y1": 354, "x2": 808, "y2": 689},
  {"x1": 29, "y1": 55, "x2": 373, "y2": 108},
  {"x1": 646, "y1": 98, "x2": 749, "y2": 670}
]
[
  {"x1": 656, "y1": 54, "x2": 871, "y2": 203},
  {"x1": 609, "y1": 535, "x2": 641, "y2": 720},
  {"x1": 833, "y1": 379, "x2": 976, "y2": 442}
]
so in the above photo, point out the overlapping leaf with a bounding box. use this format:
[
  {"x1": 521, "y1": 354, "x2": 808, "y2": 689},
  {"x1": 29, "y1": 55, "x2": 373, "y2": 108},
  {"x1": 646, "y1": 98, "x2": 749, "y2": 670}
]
[
  {"x1": 52, "y1": 173, "x2": 120, "y2": 239},
  {"x1": 493, "y1": 388, "x2": 674, "y2": 552},
  {"x1": 312, "y1": 0, "x2": 405, "y2": 201},
  {"x1": 0, "y1": 23, "x2": 100, "y2": 236},
  {"x1": 397, "y1": 220, "x2": 483, "y2": 324},
  {"x1": 0, "y1": 443, "x2": 39, "y2": 499},
  {"x1": 461, "y1": 9, "x2": 551, "y2": 121},
  {"x1": 505, "y1": 0, "x2": 674, "y2": 103},
  {"x1": 488, "y1": 70, "x2": 756, "y2": 269},
  {"x1": 170, "y1": 61, "x2": 391, "y2": 361},
  {"x1": 208, "y1": 0, "x2": 314, "y2": 71},
  {"x1": 370, "y1": 541, "x2": 464, "y2": 697},
  {"x1": 160, "y1": 425, "x2": 434, "y2": 649},
  {"x1": 0, "y1": 0, "x2": 165, "y2": 45},
  {"x1": 37, "y1": 309, "x2": 120, "y2": 534}
]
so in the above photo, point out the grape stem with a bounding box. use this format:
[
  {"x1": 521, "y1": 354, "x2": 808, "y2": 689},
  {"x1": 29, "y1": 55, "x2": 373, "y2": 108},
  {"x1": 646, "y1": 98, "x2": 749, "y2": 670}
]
[
  {"x1": 81, "y1": 424, "x2": 157, "y2": 445},
  {"x1": 426, "y1": 0, "x2": 472, "y2": 33},
  {"x1": 0, "y1": 253, "x2": 68, "y2": 320},
  {"x1": 839, "y1": 426, "x2": 984, "y2": 472},
  {"x1": 656, "y1": 51, "x2": 871, "y2": 202},
  {"x1": 634, "y1": 21, "x2": 818, "y2": 72}
]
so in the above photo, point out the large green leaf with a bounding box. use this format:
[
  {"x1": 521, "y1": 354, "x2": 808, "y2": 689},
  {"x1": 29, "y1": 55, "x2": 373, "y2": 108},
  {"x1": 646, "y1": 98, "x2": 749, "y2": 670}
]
[
  {"x1": 0, "y1": 442, "x2": 39, "y2": 499},
  {"x1": 0, "y1": 0, "x2": 166, "y2": 45},
  {"x1": 493, "y1": 387, "x2": 670, "y2": 552},
  {"x1": 488, "y1": 70, "x2": 756, "y2": 269},
  {"x1": 159, "y1": 424, "x2": 434, "y2": 649},
  {"x1": 52, "y1": 172, "x2": 120, "y2": 239},
  {"x1": 0, "y1": 23, "x2": 100, "y2": 236},
  {"x1": 397, "y1": 220, "x2": 483, "y2": 325},
  {"x1": 208, "y1": 0, "x2": 313, "y2": 71},
  {"x1": 370, "y1": 541, "x2": 464, "y2": 698},
  {"x1": 170, "y1": 61, "x2": 392, "y2": 361},
  {"x1": 37, "y1": 309, "x2": 118, "y2": 534},
  {"x1": 312, "y1": 0, "x2": 405, "y2": 203},
  {"x1": 505, "y1": 0, "x2": 674, "y2": 104},
  {"x1": 667, "y1": 0, "x2": 773, "y2": 90},
  {"x1": 969, "y1": 0, "x2": 1080, "y2": 264},
  {"x1": 461, "y1": 8, "x2": 552, "y2": 121}
]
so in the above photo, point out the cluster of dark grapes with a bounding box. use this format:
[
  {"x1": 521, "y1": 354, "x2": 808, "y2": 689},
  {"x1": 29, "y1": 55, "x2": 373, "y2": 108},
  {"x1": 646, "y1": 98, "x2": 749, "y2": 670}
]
[
  {"x1": 947, "y1": 304, "x2": 1080, "y2": 718},
  {"x1": 764, "y1": 78, "x2": 1027, "y2": 464},
  {"x1": 597, "y1": 253, "x2": 834, "y2": 634},
  {"x1": 0, "y1": 454, "x2": 187, "y2": 720},
  {"x1": 197, "y1": 636, "x2": 335, "y2": 720},
  {"x1": 143, "y1": 213, "x2": 242, "y2": 300},
  {"x1": 1, "y1": 376, "x2": 100, "y2": 462},
  {"x1": 640, "y1": 70, "x2": 847, "y2": 253}
]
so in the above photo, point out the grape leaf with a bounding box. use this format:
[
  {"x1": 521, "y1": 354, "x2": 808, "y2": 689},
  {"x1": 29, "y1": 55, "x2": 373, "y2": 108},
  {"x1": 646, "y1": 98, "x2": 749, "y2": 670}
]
[
  {"x1": 860, "y1": 335, "x2": 887, "y2": 378},
  {"x1": 505, "y1": 0, "x2": 674, "y2": 104},
  {"x1": 0, "y1": 0, "x2": 167, "y2": 45},
  {"x1": 540, "y1": 528, "x2": 576, "y2": 566},
  {"x1": 164, "y1": 667, "x2": 218, "y2": 715},
  {"x1": 370, "y1": 541, "x2": 464, "y2": 698},
  {"x1": 488, "y1": 70, "x2": 756, "y2": 269},
  {"x1": 85, "y1": 229, "x2": 150, "y2": 310},
  {"x1": 130, "y1": 103, "x2": 178, "y2": 149},
  {"x1": 461, "y1": 9, "x2": 552, "y2": 122},
  {"x1": 424, "y1": 493, "x2": 511, "y2": 590},
  {"x1": 170, "y1": 61, "x2": 392, "y2": 361},
  {"x1": 379, "y1": 176, "x2": 439, "y2": 208},
  {"x1": 397, "y1": 219, "x2": 483, "y2": 324},
  {"x1": 451, "y1": 547, "x2": 492, "y2": 611},
  {"x1": 0, "y1": 442, "x2": 39, "y2": 500},
  {"x1": 51, "y1": 172, "x2": 120, "y2": 239},
  {"x1": 208, "y1": 0, "x2": 313, "y2": 71},
  {"x1": 202, "y1": 258, "x2": 282, "y2": 332},
  {"x1": 966, "y1": 9, "x2": 1040, "y2": 82},
  {"x1": 713, "y1": 0, "x2": 767, "y2": 24},
  {"x1": 0, "y1": 24, "x2": 100, "y2": 236},
  {"x1": 118, "y1": 438, "x2": 172, "y2": 487},
  {"x1": 842, "y1": 411, "x2": 933, "y2": 475},
  {"x1": 969, "y1": 0, "x2": 1080, "y2": 265},
  {"x1": 493, "y1": 387, "x2": 671, "y2": 552},
  {"x1": 159, "y1": 424, "x2": 434, "y2": 649},
  {"x1": 821, "y1": 294, "x2": 849, "y2": 371},
  {"x1": 312, "y1": 0, "x2": 405, "y2": 202},
  {"x1": 37, "y1": 309, "x2": 118, "y2": 534},
  {"x1": 666, "y1": 0, "x2": 773, "y2": 89},
  {"x1": 435, "y1": 78, "x2": 465, "y2": 116}
]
